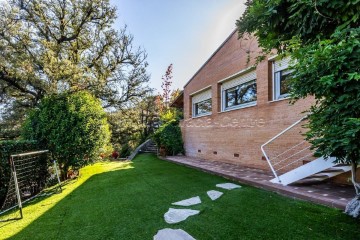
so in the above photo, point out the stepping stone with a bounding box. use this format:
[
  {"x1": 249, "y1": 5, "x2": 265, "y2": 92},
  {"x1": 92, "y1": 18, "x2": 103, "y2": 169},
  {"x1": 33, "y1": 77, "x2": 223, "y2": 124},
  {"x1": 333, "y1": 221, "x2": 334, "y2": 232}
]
[
  {"x1": 164, "y1": 208, "x2": 200, "y2": 224},
  {"x1": 172, "y1": 196, "x2": 201, "y2": 206},
  {"x1": 154, "y1": 228, "x2": 196, "y2": 240},
  {"x1": 207, "y1": 190, "x2": 223, "y2": 200},
  {"x1": 216, "y1": 183, "x2": 241, "y2": 190}
]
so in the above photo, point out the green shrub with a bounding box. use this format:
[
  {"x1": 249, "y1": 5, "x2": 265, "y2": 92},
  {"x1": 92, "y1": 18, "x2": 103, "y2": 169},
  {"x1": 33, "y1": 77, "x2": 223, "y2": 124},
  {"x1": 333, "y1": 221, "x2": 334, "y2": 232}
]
[
  {"x1": 119, "y1": 143, "x2": 133, "y2": 158},
  {"x1": 0, "y1": 140, "x2": 42, "y2": 207},
  {"x1": 152, "y1": 120, "x2": 184, "y2": 156},
  {"x1": 22, "y1": 91, "x2": 111, "y2": 179}
]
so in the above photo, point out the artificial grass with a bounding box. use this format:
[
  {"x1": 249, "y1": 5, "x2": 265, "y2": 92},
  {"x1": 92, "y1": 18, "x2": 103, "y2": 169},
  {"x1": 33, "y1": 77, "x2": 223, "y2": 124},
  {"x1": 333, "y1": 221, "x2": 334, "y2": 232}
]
[{"x1": 1, "y1": 153, "x2": 359, "y2": 239}]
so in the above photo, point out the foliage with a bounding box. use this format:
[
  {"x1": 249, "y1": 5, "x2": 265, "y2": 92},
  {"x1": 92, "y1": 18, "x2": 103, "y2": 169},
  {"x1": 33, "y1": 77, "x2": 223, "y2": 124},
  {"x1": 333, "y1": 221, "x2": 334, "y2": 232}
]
[
  {"x1": 170, "y1": 88, "x2": 182, "y2": 102},
  {"x1": 237, "y1": 0, "x2": 360, "y2": 52},
  {"x1": 159, "y1": 108, "x2": 183, "y2": 123},
  {"x1": 161, "y1": 64, "x2": 173, "y2": 106},
  {"x1": 157, "y1": 65, "x2": 182, "y2": 115},
  {"x1": 108, "y1": 108, "x2": 144, "y2": 148},
  {"x1": 152, "y1": 120, "x2": 183, "y2": 156},
  {"x1": 0, "y1": 0, "x2": 151, "y2": 137},
  {"x1": 290, "y1": 28, "x2": 360, "y2": 166},
  {"x1": 237, "y1": 0, "x2": 360, "y2": 200},
  {"x1": 22, "y1": 91, "x2": 110, "y2": 178},
  {"x1": 0, "y1": 140, "x2": 42, "y2": 207},
  {"x1": 107, "y1": 95, "x2": 159, "y2": 151},
  {"x1": 119, "y1": 143, "x2": 132, "y2": 158},
  {"x1": 0, "y1": 105, "x2": 27, "y2": 140}
]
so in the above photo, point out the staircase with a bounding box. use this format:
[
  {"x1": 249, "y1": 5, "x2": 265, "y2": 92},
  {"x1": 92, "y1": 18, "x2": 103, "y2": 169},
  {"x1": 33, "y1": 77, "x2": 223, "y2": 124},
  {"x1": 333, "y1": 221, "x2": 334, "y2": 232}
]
[
  {"x1": 261, "y1": 117, "x2": 352, "y2": 186},
  {"x1": 139, "y1": 140, "x2": 158, "y2": 154},
  {"x1": 128, "y1": 139, "x2": 158, "y2": 161}
]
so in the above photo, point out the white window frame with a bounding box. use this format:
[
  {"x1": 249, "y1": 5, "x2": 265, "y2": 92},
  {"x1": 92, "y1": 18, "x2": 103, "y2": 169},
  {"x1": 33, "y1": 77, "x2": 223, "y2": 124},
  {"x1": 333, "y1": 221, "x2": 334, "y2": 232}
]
[
  {"x1": 221, "y1": 71, "x2": 257, "y2": 112},
  {"x1": 191, "y1": 88, "x2": 212, "y2": 118},
  {"x1": 272, "y1": 56, "x2": 293, "y2": 101},
  {"x1": 192, "y1": 99, "x2": 212, "y2": 117}
]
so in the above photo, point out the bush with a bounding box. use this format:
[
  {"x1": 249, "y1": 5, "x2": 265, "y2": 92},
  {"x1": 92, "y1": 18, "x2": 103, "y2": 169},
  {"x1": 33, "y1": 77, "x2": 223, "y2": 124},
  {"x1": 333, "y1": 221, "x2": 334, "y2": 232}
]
[
  {"x1": 119, "y1": 143, "x2": 133, "y2": 158},
  {"x1": 0, "y1": 140, "x2": 43, "y2": 207},
  {"x1": 152, "y1": 120, "x2": 184, "y2": 156},
  {"x1": 22, "y1": 91, "x2": 111, "y2": 179}
]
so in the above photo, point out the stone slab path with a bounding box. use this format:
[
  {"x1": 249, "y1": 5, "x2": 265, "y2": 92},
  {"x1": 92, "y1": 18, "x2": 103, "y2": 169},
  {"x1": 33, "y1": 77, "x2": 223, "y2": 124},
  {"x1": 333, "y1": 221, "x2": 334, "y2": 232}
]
[
  {"x1": 172, "y1": 196, "x2": 201, "y2": 206},
  {"x1": 154, "y1": 228, "x2": 195, "y2": 240},
  {"x1": 207, "y1": 190, "x2": 223, "y2": 200},
  {"x1": 164, "y1": 208, "x2": 200, "y2": 224},
  {"x1": 216, "y1": 183, "x2": 241, "y2": 190},
  {"x1": 164, "y1": 156, "x2": 356, "y2": 209}
]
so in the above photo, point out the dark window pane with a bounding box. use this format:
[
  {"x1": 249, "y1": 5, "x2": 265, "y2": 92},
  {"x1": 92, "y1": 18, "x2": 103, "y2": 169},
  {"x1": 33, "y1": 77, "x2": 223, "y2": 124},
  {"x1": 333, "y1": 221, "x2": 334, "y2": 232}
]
[
  {"x1": 280, "y1": 72, "x2": 291, "y2": 95},
  {"x1": 225, "y1": 87, "x2": 237, "y2": 108},
  {"x1": 237, "y1": 80, "x2": 257, "y2": 104},
  {"x1": 224, "y1": 80, "x2": 257, "y2": 109},
  {"x1": 194, "y1": 99, "x2": 212, "y2": 116}
]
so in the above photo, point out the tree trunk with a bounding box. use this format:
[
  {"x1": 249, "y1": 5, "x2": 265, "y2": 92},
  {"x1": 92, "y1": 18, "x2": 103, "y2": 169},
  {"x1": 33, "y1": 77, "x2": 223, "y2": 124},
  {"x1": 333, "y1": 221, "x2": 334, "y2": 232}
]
[{"x1": 345, "y1": 161, "x2": 360, "y2": 218}]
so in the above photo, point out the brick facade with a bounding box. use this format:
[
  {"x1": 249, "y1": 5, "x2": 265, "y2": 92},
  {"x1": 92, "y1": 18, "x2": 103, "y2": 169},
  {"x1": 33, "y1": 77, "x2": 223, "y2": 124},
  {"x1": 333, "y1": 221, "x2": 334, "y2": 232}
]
[{"x1": 181, "y1": 30, "x2": 314, "y2": 170}]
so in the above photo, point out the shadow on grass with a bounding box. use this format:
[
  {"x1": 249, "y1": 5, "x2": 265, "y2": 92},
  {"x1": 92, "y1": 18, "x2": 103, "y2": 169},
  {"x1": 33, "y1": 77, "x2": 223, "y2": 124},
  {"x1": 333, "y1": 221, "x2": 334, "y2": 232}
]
[
  {"x1": 0, "y1": 160, "x2": 134, "y2": 239},
  {"x1": 6, "y1": 154, "x2": 360, "y2": 240},
  {"x1": 0, "y1": 183, "x2": 62, "y2": 224},
  {"x1": 6, "y1": 154, "x2": 224, "y2": 239}
]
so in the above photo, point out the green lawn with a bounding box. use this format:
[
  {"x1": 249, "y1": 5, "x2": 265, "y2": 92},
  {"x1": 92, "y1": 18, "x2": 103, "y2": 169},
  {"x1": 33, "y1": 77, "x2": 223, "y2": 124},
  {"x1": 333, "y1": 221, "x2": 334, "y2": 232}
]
[{"x1": 1, "y1": 153, "x2": 359, "y2": 239}]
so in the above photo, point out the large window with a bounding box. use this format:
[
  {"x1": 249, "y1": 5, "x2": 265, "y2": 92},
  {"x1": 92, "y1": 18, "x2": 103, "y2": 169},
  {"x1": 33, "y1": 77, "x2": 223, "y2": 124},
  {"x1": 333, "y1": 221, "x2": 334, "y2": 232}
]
[
  {"x1": 192, "y1": 88, "x2": 212, "y2": 117},
  {"x1": 221, "y1": 71, "x2": 257, "y2": 111},
  {"x1": 225, "y1": 80, "x2": 257, "y2": 108},
  {"x1": 273, "y1": 57, "x2": 293, "y2": 100}
]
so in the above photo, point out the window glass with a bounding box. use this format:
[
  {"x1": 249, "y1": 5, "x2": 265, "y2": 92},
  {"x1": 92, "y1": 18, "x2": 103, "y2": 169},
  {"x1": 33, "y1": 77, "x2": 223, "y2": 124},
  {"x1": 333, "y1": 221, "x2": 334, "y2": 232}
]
[
  {"x1": 280, "y1": 71, "x2": 291, "y2": 95},
  {"x1": 224, "y1": 80, "x2": 257, "y2": 109},
  {"x1": 274, "y1": 70, "x2": 292, "y2": 99},
  {"x1": 225, "y1": 88, "x2": 236, "y2": 108},
  {"x1": 194, "y1": 99, "x2": 212, "y2": 116},
  {"x1": 237, "y1": 80, "x2": 257, "y2": 104}
]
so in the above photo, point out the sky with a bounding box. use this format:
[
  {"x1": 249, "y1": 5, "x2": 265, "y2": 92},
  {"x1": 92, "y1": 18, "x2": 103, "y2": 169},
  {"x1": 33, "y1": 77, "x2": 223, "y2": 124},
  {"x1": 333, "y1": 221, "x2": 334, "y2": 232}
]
[{"x1": 111, "y1": 0, "x2": 247, "y2": 92}]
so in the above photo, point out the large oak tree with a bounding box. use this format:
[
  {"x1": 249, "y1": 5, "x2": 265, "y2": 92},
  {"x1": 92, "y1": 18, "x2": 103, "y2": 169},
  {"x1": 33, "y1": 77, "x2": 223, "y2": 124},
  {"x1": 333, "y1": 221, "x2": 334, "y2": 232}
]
[{"x1": 0, "y1": 0, "x2": 150, "y2": 118}]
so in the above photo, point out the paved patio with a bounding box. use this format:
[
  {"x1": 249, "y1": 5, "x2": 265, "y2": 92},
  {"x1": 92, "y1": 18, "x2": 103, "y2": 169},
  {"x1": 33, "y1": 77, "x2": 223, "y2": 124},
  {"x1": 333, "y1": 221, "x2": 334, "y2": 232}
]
[{"x1": 163, "y1": 156, "x2": 355, "y2": 210}]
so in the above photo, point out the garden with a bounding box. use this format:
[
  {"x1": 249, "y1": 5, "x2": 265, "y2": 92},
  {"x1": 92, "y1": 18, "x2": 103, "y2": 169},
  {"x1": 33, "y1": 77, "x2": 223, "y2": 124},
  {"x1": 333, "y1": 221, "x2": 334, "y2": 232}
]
[
  {"x1": 0, "y1": 0, "x2": 360, "y2": 239},
  {"x1": 1, "y1": 153, "x2": 359, "y2": 239}
]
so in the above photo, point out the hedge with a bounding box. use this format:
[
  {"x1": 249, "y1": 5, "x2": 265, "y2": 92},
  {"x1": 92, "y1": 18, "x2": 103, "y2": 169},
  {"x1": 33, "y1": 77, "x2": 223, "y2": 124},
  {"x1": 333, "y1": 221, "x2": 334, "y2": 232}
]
[
  {"x1": 22, "y1": 91, "x2": 111, "y2": 179},
  {"x1": 0, "y1": 140, "x2": 42, "y2": 208},
  {"x1": 152, "y1": 120, "x2": 184, "y2": 156}
]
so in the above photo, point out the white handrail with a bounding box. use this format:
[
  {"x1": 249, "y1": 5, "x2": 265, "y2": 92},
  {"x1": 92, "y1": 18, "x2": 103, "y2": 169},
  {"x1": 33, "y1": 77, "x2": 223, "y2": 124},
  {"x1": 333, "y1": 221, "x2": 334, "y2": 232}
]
[{"x1": 261, "y1": 116, "x2": 308, "y2": 183}]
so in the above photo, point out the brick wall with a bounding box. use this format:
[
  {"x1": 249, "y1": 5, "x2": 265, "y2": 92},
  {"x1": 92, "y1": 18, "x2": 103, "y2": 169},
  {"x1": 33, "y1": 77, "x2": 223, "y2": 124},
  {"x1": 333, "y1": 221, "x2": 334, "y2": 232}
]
[{"x1": 182, "y1": 31, "x2": 314, "y2": 170}]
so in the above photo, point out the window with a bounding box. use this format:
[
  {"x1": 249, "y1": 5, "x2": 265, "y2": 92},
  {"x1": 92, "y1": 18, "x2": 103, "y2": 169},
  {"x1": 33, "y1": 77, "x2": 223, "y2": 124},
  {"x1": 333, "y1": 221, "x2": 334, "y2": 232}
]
[
  {"x1": 273, "y1": 57, "x2": 293, "y2": 100},
  {"x1": 194, "y1": 99, "x2": 212, "y2": 116},
  {"x1": 192, "y1": 88, "x2": 212, "y2": 117},
  {"x1": 274, "y1": 69, "x2": 292, "y2": 99},
  {"x1": 224, "y1": 80, "x2": 257, "y2": 108},
  {"x1": 221, "y1": 71, "x2": 257, "y2": 111}
]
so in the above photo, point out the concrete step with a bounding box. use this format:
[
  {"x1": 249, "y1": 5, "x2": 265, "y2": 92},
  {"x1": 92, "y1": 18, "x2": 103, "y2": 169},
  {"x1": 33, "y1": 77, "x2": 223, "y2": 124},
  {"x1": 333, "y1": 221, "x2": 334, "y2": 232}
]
[
  {"x1": 145, "y1": 147, "x2": 157, "y2": 150},
  {"x1": 142, "y1": 150, "x2": 157, "y2": 153}
]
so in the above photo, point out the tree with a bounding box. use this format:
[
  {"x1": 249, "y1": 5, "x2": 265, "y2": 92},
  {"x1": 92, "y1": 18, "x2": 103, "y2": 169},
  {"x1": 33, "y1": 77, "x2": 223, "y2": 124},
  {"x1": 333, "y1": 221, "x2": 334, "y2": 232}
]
[
  {"x1": 156, "y1": 64, "x2": 182, "y2": 123},
  {"x1": 22, "y1": 91, "x2": 111, "y2": 179},
  {"x1": 0, "y1": 105, "x2": 25, "y2": 139},
  {"x1": 161, "y1": 64, "x2": 173, "y2": 108},
  {"x1": 236, "y1": 0, "x2": 360, "y2": 217},
  {"x1": 0, "y1": 0, "x2": 150, "y2": 132},
  {"x1": 107, "y1": 95, "x2": 159, "y2": 156}
]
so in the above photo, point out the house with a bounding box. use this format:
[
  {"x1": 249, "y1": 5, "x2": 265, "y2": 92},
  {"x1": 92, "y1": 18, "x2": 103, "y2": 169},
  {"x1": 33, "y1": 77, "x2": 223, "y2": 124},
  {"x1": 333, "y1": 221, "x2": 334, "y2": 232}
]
[{"x1": 173, "y1": 30, "x2": 354, "y2": 185}]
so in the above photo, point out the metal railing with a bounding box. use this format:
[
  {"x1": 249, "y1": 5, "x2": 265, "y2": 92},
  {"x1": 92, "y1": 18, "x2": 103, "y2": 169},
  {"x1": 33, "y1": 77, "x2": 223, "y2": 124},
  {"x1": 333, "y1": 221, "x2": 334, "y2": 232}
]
[{"x1": 261, "y1": 116, "x2": 316, "y2": 183}]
